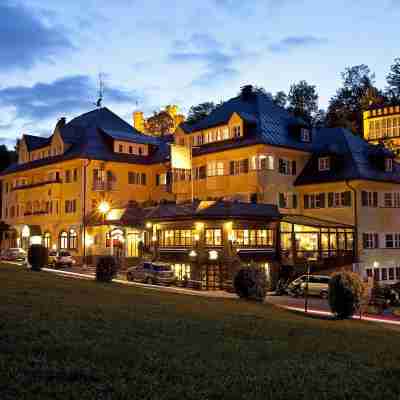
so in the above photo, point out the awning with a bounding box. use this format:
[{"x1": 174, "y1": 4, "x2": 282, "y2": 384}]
[{"x1": 281, "y1": 214, "x2": 354, "y2": 229}]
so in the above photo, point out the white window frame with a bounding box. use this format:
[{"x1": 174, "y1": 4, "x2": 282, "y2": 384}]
[
  {"x1": 364, "y1": 233, "x2": 378, "y2": 249},
  {"x1": 385, "y1": 233, "x2": 400, "y2": 249},
  {"x1": 318, "y1": 157, "x2": 330, "y2": 171}
]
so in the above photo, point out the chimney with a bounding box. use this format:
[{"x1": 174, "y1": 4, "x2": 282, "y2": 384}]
[{"x1": 133, "y1": 111, "x2": 144, "y2": 132}]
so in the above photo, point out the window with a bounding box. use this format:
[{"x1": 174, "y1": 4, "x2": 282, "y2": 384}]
[
  {"x1": 363, "y1": 233, "x2": 379, "y2": 249},
  {"x1": 385, "y1": 233, "x2": 400, "y2": 248},
  {"x1": 384, "y1": 192, "x2": 400, "y2": 208},
  {"x1": 385, "y1": 158, "x2": 393, "y2": 172},
  {"x1": 69, "y1": 229, "x2": 78, "y2": 249},
  {"x1": 304, "y1": 193, "x2": 325, "y2": 209},
  {"x1": 73, "y1": 168, "x2": 78, "y2": 182},
  {"x1": 318, "y1": 157, "x2": 330, "y2": 171},
  {"x1": 232, "y1": 125, "x2": 241, "y2": 138},
  {"x1": 65, "y1": 199, "x2": 77, "y2": 214},
  {"x1": 65, "y1": 170, "x2": 71, "y2": 183},
  {"x1": 278, "y1": 159, "x2": 296, "y2": 175},
  {"x1": 60, "y1": 231, "x2": 68, "y2": 249},
  {"x1": 141, "y1": 173, "x2": 146, "y2": 185},
  {"x1": 389, "y1": 267, "x2": 395, "y2": 280},
  {"x1": 300, "y1": 128, "x2": 311, "y2": 142},
  {"x1": 207, "y1": 161, "x2": 224, "y2": 177},
  {"x1": 232, "y1": 229, "x2": 273, "y2": 246},
  {"x1": 119, "y1": 144, "x2": 124, "y2": 152},
  {"x1": 327, "y1": 191, "x2": 351, "y2": 208},
  {"x1": 229, "y1": 159, "x2": 249, "y2": 175},
  {"x1": 279, "y1": 193, "x2": 297, "y2": 209},
  {"x1": 43, "y1": 232, "x2": 51, "y2": 249},
  {"x1": 205, "y1": 229, "x2": 222, "y2": 246},
  {"x1": 139, "y1": 147, "x2": 143, "y2": 155},
  {"x1": 171, "y1": 264, "x2": 191, "y2": 281},
  {"x1": 251, "y1": 155, "x2": 274, "y2": 170},
  {"x1": 361, "y1": 191, "x2": 378, "y2": 207},
  {"x1": 160, "y1": 230, "x2": 193, "y2": 247},
  {"x1": 129, "y1": 146, "x2": 133, "y2": 154},
  {"x1": 381, "y1": 268, "x2": 388, "y2": 281},
  {"x1": 128, "y1": 172, "x2": 136, "y2": 184}
]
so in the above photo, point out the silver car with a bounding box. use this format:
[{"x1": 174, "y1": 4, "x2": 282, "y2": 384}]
[
  {"x1": 288, "y1": 275, "x2": 331, "y2": 298},
  {"x1": 2, "y1": 248, "x2": 27, "y2": 263},
  {"x1": 127, "y1": 262, "x2": 176, "y2": 285}
]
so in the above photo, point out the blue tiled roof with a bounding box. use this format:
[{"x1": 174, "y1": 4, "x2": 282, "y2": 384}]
[
  {"x1": 1, "y1": 107, "x2": 170, "y2": 176},
  {"x1": 180, "y1": 92, "x2": 313, "y2": 153},
  {"x1": 295, "y1": 127, "x2": 400, "y2": 185},
  {"x1": 23, "y1": 135, "x2": 51, "y2": 151}
]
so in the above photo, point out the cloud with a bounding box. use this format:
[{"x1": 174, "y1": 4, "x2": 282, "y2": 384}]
[
  {"x1": 269, "y1": 36, "x2": 327, "y2": 53},
  {"x1": 0, "y1": 75, "x2": 141, "y2": 126},
  {"x1": 0, "y1": 1, "x2": 73, "y2": 71},
  {"x1": 168, "y1": 33, "x2": 239, "y2": 86}
]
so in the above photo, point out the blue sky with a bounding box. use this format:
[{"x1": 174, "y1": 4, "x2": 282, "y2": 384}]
[{"x1": 0, "y1": 0, "x2": 399, "y2": 147}]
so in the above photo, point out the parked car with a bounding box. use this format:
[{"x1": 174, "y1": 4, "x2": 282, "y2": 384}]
[
  {"x1": 48, "y1": 250, "x2": 76, "y2": 268},
  {"x1": 126, "y1": 262, "x2": 176, "y2": 285},
  {"x1": 288, "y1": 275, "x2": 331, "y2": 298},
  {"x1": 2, "y1": 248, "x2": 27, "y2": 263}
]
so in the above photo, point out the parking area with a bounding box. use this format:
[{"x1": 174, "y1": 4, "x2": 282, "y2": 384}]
[{"x1": 267, "y1": 294, "x2": 330, "y2": 313}]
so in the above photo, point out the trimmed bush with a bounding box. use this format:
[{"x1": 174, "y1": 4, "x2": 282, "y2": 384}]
[
  {"x1": 96, "y1": 256, "x2": 118, "y2": 282},
  {"x1": 28, "y1": 244, "x2": 48, "y2": 271},
  {"x1": 328, "y1": 271, "x2": 364, "y2": 319},
  {"x1": 234, "y1": 267, "x2": 267, "y2": 302}
]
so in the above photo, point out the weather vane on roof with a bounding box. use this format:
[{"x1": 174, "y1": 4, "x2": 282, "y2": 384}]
[{"x1": 95, "y1": 73, "x2": 104, "y2": 108}]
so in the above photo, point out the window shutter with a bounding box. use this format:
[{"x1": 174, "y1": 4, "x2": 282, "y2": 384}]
[
  {"x1": 292, "y1": 194, "x2": 298, "y2": 209},
  {"x1": 361, "y1": 191, "x2": 368, "y2": 206},
  {"x1": 243, "y1": 159, "x2": 249, "y2": 173},
  {"x1": 199, "y1": 166, "x2": 206, "y2": 179},
  {"x1": 319, "y1": 193, "x2": 325, "y2": 208},
  {"x1": 279, "y1": 159, "x2": 284, "y2": 174},
  {"x1": 344, "y1": 191, "x2": 352, "y2": 206},
  {"x1": 328, "y1": 192, "x2": 334, "y2": 207},
  {"x1": 279, "y1": 193, "x2": 285, "y2": 208},
  {"x1": 304, "y1": 195, "x2": 309, "y2": 209},
  {"x1": 374, "y1": 233, "x2": 379, "y2": 248},
  {"x1": 141, "y1": 173, "x2": 146, "y2": 185},
  {"x1": 229, "y1": 161, "x2": 235, "y2": 175},
  {"x1": 362, "y1": 233, "x2": 368, "y2": 249},
  {"x1": 373, "y1": 192, "x2": 378, "y2": 207},
  {"x1": 292, "y1": 160, "x2": 297, "y2": 175}
]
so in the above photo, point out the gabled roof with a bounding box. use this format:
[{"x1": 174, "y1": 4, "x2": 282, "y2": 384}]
[
  {"x1": 23, "y1": 135, "x2": 51, "y2": 151},
  {"x1": 1, "y1": 107, "x2": 170, "y2": 176},
  {"x1": 295, "y1": 127, "x2": 400, "y2": 186},
  {"x1": 180, "y1": 91, "x2": 313, "y2": 153}
]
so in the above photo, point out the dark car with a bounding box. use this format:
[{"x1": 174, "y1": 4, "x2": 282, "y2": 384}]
[{"x1": 126, "y1": 262, "x2": 176, "y2": 285}]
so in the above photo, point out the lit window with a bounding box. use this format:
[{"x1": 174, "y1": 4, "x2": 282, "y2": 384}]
[
  {"x1": 44, "y1": 232, "x2": 51, "y2": 248},
  {"x1": 318, "y1": 157, "x2": 330, "y2": 171},
  {"x1": 69, "y1": 229, "x2": 78, "y2": 249},
  {"x1": 232, "y1": 126, "x2": 241, "y2": 138},
  {"x1": 60, "y1": 231, "x2": 68, "y2": 249},
  {"x1": 205, "y1": 229, "x2": 222, "y2": 246}
]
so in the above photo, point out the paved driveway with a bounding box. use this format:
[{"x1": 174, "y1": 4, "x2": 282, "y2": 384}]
[{"x1": 267, "y1": 294, "x2": 330, "y2": 312}]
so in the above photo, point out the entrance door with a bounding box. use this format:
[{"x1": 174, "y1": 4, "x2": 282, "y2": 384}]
[
  {"x1": 202, "y1": 264, "x2": 223, "y2": 290},
  {"x1": 127, "y1": 233, "x2": 140, "y2": 257}
]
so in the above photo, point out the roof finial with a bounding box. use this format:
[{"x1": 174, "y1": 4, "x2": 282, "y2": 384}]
[{"x1": 95, "y1": 72, "x2": 104, "y2": 108}]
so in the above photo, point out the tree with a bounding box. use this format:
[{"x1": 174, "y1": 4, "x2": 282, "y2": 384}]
[
  {"x1": 186, "y1": 102, "x2": 216, "y2": 125},
  {"x1": 386, "y1": 57, "x2": 400, "y2": 102},
  {"x1": 287, "y1": 80, "x2": 319, "y2": 125},
  {"x1": 146, "y1": 110, "x2": 175, "y2": 136},
  {"x1": 0, "y1": 145, "x2": 16, "y2": 172},
  {"x1": 313, "y1": 109, "x2": 327, "y2": 128},
  {"x1": 326, "y1": 64, "x2": 380, "y2": 135},
  {"x1": 273, "y1": 91, "x2": 287, "y2": 108}
]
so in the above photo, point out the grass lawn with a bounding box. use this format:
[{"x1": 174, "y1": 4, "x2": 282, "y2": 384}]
[{"x1": 1, "y1": 264, "x2": 400, "y2": 400}]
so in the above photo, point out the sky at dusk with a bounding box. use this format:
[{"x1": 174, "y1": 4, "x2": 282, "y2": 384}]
[{"x1": 0, "y1": 0, "x2": 399, "y2": 147}]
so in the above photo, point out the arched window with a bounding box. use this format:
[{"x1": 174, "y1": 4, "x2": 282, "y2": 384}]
[
  {"x1": 69, "y1": 229, "x2": 78, "y2": 250},
  {"x1": 44, "y1": 232, "x2": 51, "y2": 249},
  {"x1": 60, "y1": 231, "x2": 68, "y2": 249}
]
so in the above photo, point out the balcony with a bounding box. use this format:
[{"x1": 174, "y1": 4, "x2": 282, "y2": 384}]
[
  {"x1": 11, "y1": 178, "x2": 62, "y2": 191},
  {"x1": 92, "y1": 180, "x2": 117, "y2": 191}
]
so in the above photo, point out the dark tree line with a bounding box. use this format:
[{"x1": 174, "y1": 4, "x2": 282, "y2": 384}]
[{"x1": 185, "y1": 57, "x2": 400, "y2": 135}]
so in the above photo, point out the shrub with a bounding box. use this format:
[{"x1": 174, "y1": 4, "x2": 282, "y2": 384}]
[
  {"x1": 28, "y1": 244, "x2": 48, "y2": 271},
  {"x1": 96, "y1": 256, "x2": 118, "y2": 282},
  {"x1": 234, "y1": 267, "x2": 267, "y2": 302},
  {"x1": 328, "y1": 271, "x2": 364, "y2": 319}
]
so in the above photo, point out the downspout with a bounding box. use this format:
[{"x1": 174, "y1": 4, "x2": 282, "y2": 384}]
[{"x1": 345, "y1": 180, "x2": 358, "y2": 263}]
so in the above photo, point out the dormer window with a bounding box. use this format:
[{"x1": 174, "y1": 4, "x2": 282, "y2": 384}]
[
  {"x1": 385, "y1": 158, "x2": 393, "y2": 172},
  {"x1": 119, "y1": 144, "x2": 124, "y2": 153},
  {"x1": 300, "y1": 128, "x2": 311, "y2": 142},
  {"x1": 232, "y1": 126, "x2": 241, "y2": 138},
  {"x1": 318, "y1": 157, "x2": 330, "y2": 171}
]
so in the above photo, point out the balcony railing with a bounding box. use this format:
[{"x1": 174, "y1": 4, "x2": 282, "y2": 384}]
[
  {"x1": 92, "y1": 181, "x2": 117, "y2": 191},
  {"x1": 11, "y1": 178, "x2": 62, "y2": 191}
]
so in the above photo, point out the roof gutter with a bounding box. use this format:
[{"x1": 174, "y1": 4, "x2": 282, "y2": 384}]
[{"x1": 345, "y1": 179, "x2": 358, "y2": 262}]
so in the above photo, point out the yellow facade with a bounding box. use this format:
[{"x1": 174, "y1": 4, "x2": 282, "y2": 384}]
[{"x1": 363, "y1": 105, "x2": 400, "y2": 154}]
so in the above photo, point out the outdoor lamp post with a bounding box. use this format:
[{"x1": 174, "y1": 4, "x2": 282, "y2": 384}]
[
  {"x1": 304, "y1": 256, "x2": 317, "y2": 313},
  {"x1": 98, "y1": 200, "x2": 110, "y2": 224}
]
